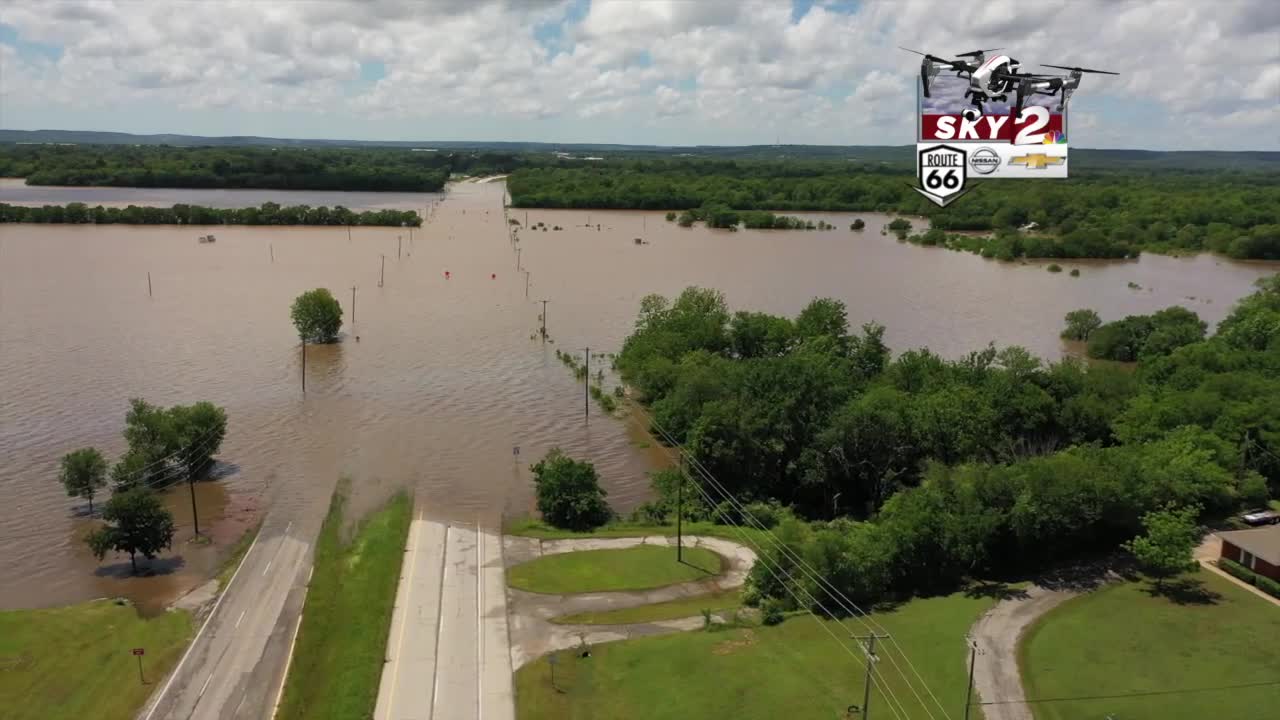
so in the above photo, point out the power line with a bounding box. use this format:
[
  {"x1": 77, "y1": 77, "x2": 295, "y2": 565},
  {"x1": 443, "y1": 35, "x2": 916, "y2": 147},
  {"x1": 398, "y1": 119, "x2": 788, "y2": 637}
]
[{"x1": 631, "y1": 404, "x2": 949, "y2": 719}]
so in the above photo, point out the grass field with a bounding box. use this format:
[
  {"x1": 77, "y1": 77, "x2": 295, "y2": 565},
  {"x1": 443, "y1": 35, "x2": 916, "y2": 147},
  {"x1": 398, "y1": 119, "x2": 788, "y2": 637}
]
[
  {"x1": 508, "y1": 545, "x2": 723, "y2": 594},
  {"x1": 275, "y1": 487, "x2": 412, "y2": 720},
  {"x1": 0, "y1": 600, "x2": 192, "y2": 720},
  {"x1": 1020, "y1": 570, "x2": 1280, "y2": 720},
  {"x1": 516, "y1": 590, "x2": 995, "y2": 720},
  {"x1": 552, "y1": 589, "x2": 743, "y2": 625}
]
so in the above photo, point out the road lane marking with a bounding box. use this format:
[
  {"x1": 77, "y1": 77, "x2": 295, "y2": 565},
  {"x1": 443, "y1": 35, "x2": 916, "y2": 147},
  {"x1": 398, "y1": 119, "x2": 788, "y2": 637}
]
[
  {"x1": 235, "y1": 693, "x2": 247, "y2": 716},
  {"x1": 263, "y1": 561, "x2": 273, "y2": 576},
  {"x1": 271, "y1": 611, "x2": 305, "y2": 718},
  {"x1": 198, "y1": 673, "x2": 213, "y2": 699},
  {"x1": 384, "y1": 508, "x2": 422, "y2": 720},
  {"x1": 431, "y1": 523, "x2": 449, "y2": 716},
  {"x1": 236, "y1": 610, "x2": 246, "y2": 629},
  {"x1": 477, "y1": 520, "x2": 483, "y2": 720},
  {"x1": 141, "y1": 528, "x2": 261, "y2": 720}
]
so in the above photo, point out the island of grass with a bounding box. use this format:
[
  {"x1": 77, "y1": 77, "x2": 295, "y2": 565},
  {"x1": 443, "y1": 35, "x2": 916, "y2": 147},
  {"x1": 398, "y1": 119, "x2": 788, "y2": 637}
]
[
  {"x1": 275, "y1": 485, "x2": 411, "y2": 720},
  {"x1": 1020, "y1": 570, "x2": 1280, "y2": 720},
  {"x1": 553, "y1": 588, "x2": 742, "y2": 625},
  {"x1": 0, "y1": 600, "x2": 192, "y2": 720},
  {"x1": 516, "y1": 588, "x2": 995, "y2": 720},
  {"x1": 508, "y1": 544, "x2": 724, "y2": 594}
]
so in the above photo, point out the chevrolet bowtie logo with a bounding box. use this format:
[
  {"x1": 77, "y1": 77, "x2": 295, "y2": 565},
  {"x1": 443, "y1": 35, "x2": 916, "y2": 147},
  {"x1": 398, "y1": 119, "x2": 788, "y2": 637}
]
[{"x1": 1009, "y1": 153, "x2": 1066, "y2": 169}]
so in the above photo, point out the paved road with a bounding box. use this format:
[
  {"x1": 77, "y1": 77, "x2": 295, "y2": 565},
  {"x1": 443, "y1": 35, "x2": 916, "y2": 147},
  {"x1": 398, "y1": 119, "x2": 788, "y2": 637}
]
[
  {"x1": 138, "y1": 517, "x2": 311, "y2": 720},
  {"x1": 375, "y1": 513, "x2": 514, "y2": 720}
]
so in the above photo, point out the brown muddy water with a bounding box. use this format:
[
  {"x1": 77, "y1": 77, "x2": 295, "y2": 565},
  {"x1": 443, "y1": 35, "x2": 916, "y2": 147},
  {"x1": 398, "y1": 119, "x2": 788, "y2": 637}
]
[{"x1": 1, "y1": 179, "x2": 1276, "y2": 611}]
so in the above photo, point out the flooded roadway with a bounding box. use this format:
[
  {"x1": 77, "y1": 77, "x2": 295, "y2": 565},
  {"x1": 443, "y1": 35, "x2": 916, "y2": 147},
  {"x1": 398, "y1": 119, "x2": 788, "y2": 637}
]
[{"x1": 1, "y1": 179, "x2": 1275, "y2": 610}]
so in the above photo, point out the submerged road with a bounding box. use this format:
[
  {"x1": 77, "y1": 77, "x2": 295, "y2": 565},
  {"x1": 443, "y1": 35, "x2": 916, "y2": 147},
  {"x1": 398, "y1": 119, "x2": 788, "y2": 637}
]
[
  {"x1": 375, "y1": 512, "x2": 514, "y2": 720},
  {"x1": 138, "y1": 516, "x2": 311, "y2": 720}
]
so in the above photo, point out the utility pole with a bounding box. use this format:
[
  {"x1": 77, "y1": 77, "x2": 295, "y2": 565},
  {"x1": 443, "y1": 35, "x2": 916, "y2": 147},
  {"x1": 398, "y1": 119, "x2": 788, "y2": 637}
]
[
  {"x1": 379, "y1": 254, "x2": 385, "y2": 287},
  {"x1": 583, "y1": 347, "x2": 590, "y2": 421},
  {"x1": 301, "y1": 341, "x2": 306, "y2": 393},
  {"x1": 351, "y1": 285, "x2": 357, "y2": 324},
  {"x1": 347, "y1": 225, "x2": 352, "y2": 242},
  {"x1": 516, "y1": 247, "x2": 522, "y2": 270},
  {"x1": 188, "y1": 476, "x2": 200, "y2": 536},
  {"x1": 677, "y1": 469, "x2": 683, "y2": 562},
  {"x1": 147, "y1": 272, "x2": 152, "y2": 298},
  {"x1": 854, "y1": 633, "x2": 889, "y2": 719},
  {"x1": 398, "y1": 235, "x2": 402, "y2": 260},
  {"x1": 963, "y1": 639, "x2": 982, "y2": 720},
  {"x1": 540, "y1": 300, "x2": 548, "y2": 339},
  {"x1": 270, "y1": 244, "x2": 274, "y2": 263},
  {"x1": 524, "y1": 270, "x2": 530, "y2": 298}
]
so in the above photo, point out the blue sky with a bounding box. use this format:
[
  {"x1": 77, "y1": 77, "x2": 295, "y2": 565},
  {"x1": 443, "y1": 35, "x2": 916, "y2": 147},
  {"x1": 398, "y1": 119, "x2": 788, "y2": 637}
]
[{"x1": 1, "y1": 1, "x2": 1276, "y2": 149}]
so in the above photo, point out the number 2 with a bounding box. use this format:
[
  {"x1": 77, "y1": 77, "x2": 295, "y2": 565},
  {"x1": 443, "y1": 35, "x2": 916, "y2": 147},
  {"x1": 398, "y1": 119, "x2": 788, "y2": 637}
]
[{"x1": 1014, "y1": 106, "x2": 1049, "y2": 145}]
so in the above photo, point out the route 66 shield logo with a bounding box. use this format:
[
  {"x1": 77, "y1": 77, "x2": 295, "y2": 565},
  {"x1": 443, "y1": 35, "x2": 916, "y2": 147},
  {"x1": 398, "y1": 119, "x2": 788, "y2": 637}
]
[{"x1": 915, "y1": 145, "x2": 969, "y2": 207}]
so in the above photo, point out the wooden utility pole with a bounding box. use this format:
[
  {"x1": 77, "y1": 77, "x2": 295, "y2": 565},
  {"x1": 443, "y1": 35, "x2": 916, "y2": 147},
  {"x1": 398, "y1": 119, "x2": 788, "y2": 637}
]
[
  {"x1": 147, "y1": 272, "x2": 152, "y2": 298},
  {"x1": 963, "y1": 640, "x2": 981, "y2": 720},
  {"x1": 379, "y1": 255, "x2": 385, "y2": 287},
  {"x1": 398, "y1": 235, "x2": 402, "y2": 260},
  {"x1": 516, "y1": 247, "x2": 522, "y2": 271},
  {"x1": 854, "y1": 634, "x2": 889, "y2": 719},
  {"x1": 351, "y1": 285, "x2": 357, "y2": 323},
  {"x1": 347, "y1": 225, "x2": 352, "y2": 242},
  {"x1": 524, "y1": 270, "x2": 530, "y2": 298},
  {"x1": 270, "y1": 243, "x2": 274, "y2": 262},
  {"x1": 301, "y1": 342, "x2": 306, "y2": 392},
  {"x1": 540, "y1": 300, "x2": 548, "y2": 339},
  {"x1": 677, "y1": 469, "x2": 683, "y2": 562},
  {"x1": 584, "y1": 348, "x2": 590, "y2": 421},
  {"x1": 189, "y1": 477, "x2": 200, "y2": 536}
]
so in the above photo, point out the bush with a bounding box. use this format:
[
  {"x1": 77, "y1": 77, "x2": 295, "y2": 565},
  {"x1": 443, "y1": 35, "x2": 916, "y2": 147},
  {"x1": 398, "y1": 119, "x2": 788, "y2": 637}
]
[
  {"x1": 1047, "y1": 263, "x2": 1063, "y2": 273},
  {"x1": 1218, "y1": 558, "x2": 1257, "y2": 584},
  {"x1": 531, "y1": 448, "x2": 612, "y2": 531},
  {"x1": 291, "y1": 288, "x2": 343, "y2": 343},
  {"x1": 632, "y1": 501, "x2": 668, "y2": 524},
  {"x1": 1070, "y1": 268, "x2": 1081, "y2": 277},
  {"x1": 665, "y1": 211, "x2": 677, "y2": 221},
  {"x1": 851, "y1": 219, "x2": 865, "y2": 230},
  {"x1": 761, "y1": 598, "x2": 786, "y2": 626},
  {"x1": 1258, "y1": 575, "x2": 1280, "y2": 599}
]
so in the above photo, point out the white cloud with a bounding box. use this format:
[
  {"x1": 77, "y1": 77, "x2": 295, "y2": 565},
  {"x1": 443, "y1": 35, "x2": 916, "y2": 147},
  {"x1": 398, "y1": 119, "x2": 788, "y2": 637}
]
[{"x1": 0, "y1": 0, "x2": 1276, "y2": 149}]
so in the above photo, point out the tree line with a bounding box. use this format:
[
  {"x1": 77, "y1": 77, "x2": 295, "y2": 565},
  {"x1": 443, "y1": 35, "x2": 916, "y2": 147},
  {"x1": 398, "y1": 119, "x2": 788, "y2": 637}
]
[
  {"x1": 60, "y1": 399, "x2": 228, "y2": 573},
  {"x1": 0, "y1": 202, "x2": 422, "y2": 227},
  {"x1": 0, "y1": 145, "x2": 535, "y2": 192},
  {"x1": 506, "y1": 160, "x2": 1280, "y2": 260},
  {"x1": 613, "y1": 275, "x2": 1279, "y2": 606}
]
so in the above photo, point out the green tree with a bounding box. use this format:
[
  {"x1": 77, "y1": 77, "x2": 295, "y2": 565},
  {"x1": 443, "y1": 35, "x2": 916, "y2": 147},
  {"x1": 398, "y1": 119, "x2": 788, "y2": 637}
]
[
  {"x1": 85, "y1": 488, "x2": 176, "y2": 574},
  {"x1": 291, "y1": 288, "x2": 344, "y2": 343},
  {"x1": 59, "y1": 447, "x2": 108, "y2": 512},
  {"x1": 531, "y1": 448, "x2": 612, "y2": 531},
  {"x1": 1123, "y1": 506, "x2": 1200, "y2": 588},
  {"x1": 169, "y1": 401, "x2": 228, "y2": 477},
  {"x1": 1061, "y1": 309, "x2": 1102, "y2": 340}
]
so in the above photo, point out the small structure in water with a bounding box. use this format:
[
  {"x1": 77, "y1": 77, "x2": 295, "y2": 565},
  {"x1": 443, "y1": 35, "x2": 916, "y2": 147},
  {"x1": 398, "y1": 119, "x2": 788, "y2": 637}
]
[{"x1": 197, "y1": 234, "x2": 217, "y2": 244}]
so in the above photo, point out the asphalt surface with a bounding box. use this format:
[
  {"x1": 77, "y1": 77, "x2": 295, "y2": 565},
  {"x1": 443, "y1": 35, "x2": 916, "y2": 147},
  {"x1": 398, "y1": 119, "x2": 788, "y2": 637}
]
[
  {"x1": 137, "y1": 517, "x2": 311, "y2": 720},
  {"x1": 375, "y1": 514, "x2": 514, "y2": 720}
]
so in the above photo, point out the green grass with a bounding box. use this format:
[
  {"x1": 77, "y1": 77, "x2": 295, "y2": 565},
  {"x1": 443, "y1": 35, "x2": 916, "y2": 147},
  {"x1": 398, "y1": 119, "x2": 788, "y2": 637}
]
[
  {"x1": 552, "y1": 589, "x2": 743, "y2": 625},
  {"x1": 516, "y1": 590, "x2": 995, "y2": 720},
  {"x1": 275, "y1": 486, "x2": 412, "y2": 720},
  {"x1": 1020, "y1": 569, "x2": 1280, "y2": 720},
  {"x1": 508, "y1": 545, "x2": 724, "y2": 594},
  {"x1": 0, "y1": 600, "x2": 192, "y2": 720}
]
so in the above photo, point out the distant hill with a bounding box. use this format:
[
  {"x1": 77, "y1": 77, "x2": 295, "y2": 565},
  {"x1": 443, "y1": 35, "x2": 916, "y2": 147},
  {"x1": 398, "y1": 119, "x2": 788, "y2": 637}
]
[{"x1": 2, "y1": 129, "x2": 1278, "y2": 170}]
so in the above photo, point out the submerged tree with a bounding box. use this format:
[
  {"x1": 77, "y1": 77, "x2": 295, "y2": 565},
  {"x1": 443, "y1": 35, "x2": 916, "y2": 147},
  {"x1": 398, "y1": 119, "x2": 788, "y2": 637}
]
[
  {"x1": 85, "y1": 488, "x2": 176, "y2": 574},
  {"x1": 59, "y1": 447, "x2": 108, "y2": 513},
  {"x1": 531, "y1": 448, "x2": 612, "y2": 531},
  {"x1": 291, "y1": 288, "x2": 344, "y2": 343},
  {"x1": 1061, "y1": 309, "x2": 1103, "y2": 340}
]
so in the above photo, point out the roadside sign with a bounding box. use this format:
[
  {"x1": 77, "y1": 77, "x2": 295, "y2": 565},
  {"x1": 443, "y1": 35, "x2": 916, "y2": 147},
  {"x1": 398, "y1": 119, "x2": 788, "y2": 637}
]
[
  {"x1": 131, "y1": 648, "x2": 145, "y2": 656},
  {"x1": 513, "y1": 446, "x2": 520, "y2": 456}
]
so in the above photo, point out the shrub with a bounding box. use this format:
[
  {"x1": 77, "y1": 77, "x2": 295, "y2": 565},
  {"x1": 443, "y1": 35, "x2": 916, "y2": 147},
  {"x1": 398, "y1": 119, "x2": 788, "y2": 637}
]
[
  {"x1": 851, "y1": 219, "x2": 865, "y2": 230},
  {"x1": 665, "y1": 211, "x2": 677, "y2": 221},
  {"x1": 531, "y1": 448, "x2": 612, "y2": 531},
  {"x1": 1047, "y1": 263, "x2": 1063, "y2": 273},
  {"x1": 761, "y1": 598, "x2": 786, "y2": 626},
  {"x1": 1258, "y1": 575, "x2": 1280, "y2": 599},
  {"x1": 1070, "y1": 268, "x2": 1081, "y2": 277},
  {"x1": 633, "y1": 501, "x2": 668, "y2": 524},
  {"x1": 1218, "y1": 558, "x2": 1256, "y2": 584}
]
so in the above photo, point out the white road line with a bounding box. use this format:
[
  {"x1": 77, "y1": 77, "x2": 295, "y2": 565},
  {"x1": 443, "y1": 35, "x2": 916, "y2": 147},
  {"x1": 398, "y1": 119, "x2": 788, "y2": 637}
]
[
  {"x1": 141, "y1": 529, "x2": 261, "y2": 720},
  {"x1": 198, "y1": 674, "x2": 213, "y2": 699},
  {"x1": 432, "y1": 525, "x2": 450, "y2": 716},
  {"x1": 307, "y1": 566, "x2": 313, "y2": 585},
  {"x1": 284, "y1": 521, "x2": 292, "y2": 534},
  {"x1": 271, "y1": 611, "x2": 305, "y2": 718},
  {"x1": 235, "y1": 610, "x2": 246, "y2": 629},
  {"x1": 234, "y1": 693, "x2": 246, "y2": 716},
  {"x1": 383, "y1": 509, "x2": 422, "y2": 720},
  {"x1": 263, "y1": 561, "x2": 272, "y2": 576}
]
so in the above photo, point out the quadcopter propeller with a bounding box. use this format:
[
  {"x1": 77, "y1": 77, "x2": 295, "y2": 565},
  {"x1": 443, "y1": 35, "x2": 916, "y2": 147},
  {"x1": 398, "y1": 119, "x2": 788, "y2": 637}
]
[
  {"x1": 1041, "y1": 64, "x2": 1119, "y2": 75},
  {"x1": 897, "y1": 46, "x2": 953, "y2": 63},
  {"x1": 955, "y1": 48, "x2": 1001, "y2": 58}
]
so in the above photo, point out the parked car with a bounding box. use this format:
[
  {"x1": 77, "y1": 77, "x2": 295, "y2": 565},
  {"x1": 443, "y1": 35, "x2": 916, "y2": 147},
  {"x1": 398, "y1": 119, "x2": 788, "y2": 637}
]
[{"x1": 1239, "y1": 508, "x2": 1280, "y2": 526}]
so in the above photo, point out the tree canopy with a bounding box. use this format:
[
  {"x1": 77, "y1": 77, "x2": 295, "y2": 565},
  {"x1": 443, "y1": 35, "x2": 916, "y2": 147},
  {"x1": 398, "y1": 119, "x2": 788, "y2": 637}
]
[
  {"x1": 531, "y1": 449, "x2": 612, "y2": 531},
  {"x1": 291, "y1": 289, "x2": 344, "y2": 344},
  {"x1": 0, "y1": 202, "x2": 421, "y2": 227},
  {"x1": 59, "y1": 447, "x2": 108, "y2": 513},
  {"x1": 85, "y1": 488, "x2": 176, "y2": 574}
]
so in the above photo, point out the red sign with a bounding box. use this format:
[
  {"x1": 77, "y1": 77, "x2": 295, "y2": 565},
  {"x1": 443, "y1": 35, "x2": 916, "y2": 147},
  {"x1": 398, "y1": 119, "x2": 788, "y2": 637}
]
[
  {"x1": 921, "y1": 108, "x2": 1065, "y2": 145},
  {"x1": 131, "y1": 648, "x2": 145, "y2": 656}
]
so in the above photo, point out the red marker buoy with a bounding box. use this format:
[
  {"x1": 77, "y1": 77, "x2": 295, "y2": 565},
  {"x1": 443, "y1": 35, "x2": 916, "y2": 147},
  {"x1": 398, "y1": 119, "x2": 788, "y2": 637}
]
[
  {"x1": 445, "y1": 270, "x2": 451, "y2": 279},
  {"x1": 491, "y1": 273, "x2": 496, "y2": 279}
]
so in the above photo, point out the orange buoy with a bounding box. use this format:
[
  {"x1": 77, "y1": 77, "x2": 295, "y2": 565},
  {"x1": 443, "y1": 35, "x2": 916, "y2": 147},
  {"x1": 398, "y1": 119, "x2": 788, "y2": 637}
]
[
  {"x1": 445, "y1": 270, "x2": 451, "y2": 279},
  {"x1": 491, "y1": 273, "x2": 496, "y2": 279}
]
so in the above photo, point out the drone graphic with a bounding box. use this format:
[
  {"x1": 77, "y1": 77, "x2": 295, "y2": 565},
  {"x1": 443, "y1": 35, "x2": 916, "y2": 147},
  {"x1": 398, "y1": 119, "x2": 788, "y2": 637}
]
[{"x1": 899, "y1": 47, "x2": 1118, "y2": 119}]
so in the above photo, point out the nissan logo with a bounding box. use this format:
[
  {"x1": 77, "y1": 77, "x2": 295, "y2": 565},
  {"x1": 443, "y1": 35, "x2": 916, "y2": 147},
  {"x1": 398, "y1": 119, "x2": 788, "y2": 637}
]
[{"x1": 970, "y1": 148, "x2": 1000, "y2": 175}]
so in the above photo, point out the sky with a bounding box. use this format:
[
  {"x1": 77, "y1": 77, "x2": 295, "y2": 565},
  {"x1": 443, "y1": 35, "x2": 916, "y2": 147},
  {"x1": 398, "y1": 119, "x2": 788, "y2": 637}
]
[{"x1": 0, "y1": 0, "x2": 1277, "y2": 150}]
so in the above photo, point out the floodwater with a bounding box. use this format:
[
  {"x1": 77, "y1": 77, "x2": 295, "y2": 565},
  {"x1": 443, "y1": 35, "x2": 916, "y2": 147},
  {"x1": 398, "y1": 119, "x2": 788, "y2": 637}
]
[{"x1": 1, "y1": 179, "x2": 1276, "y2": 611}]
